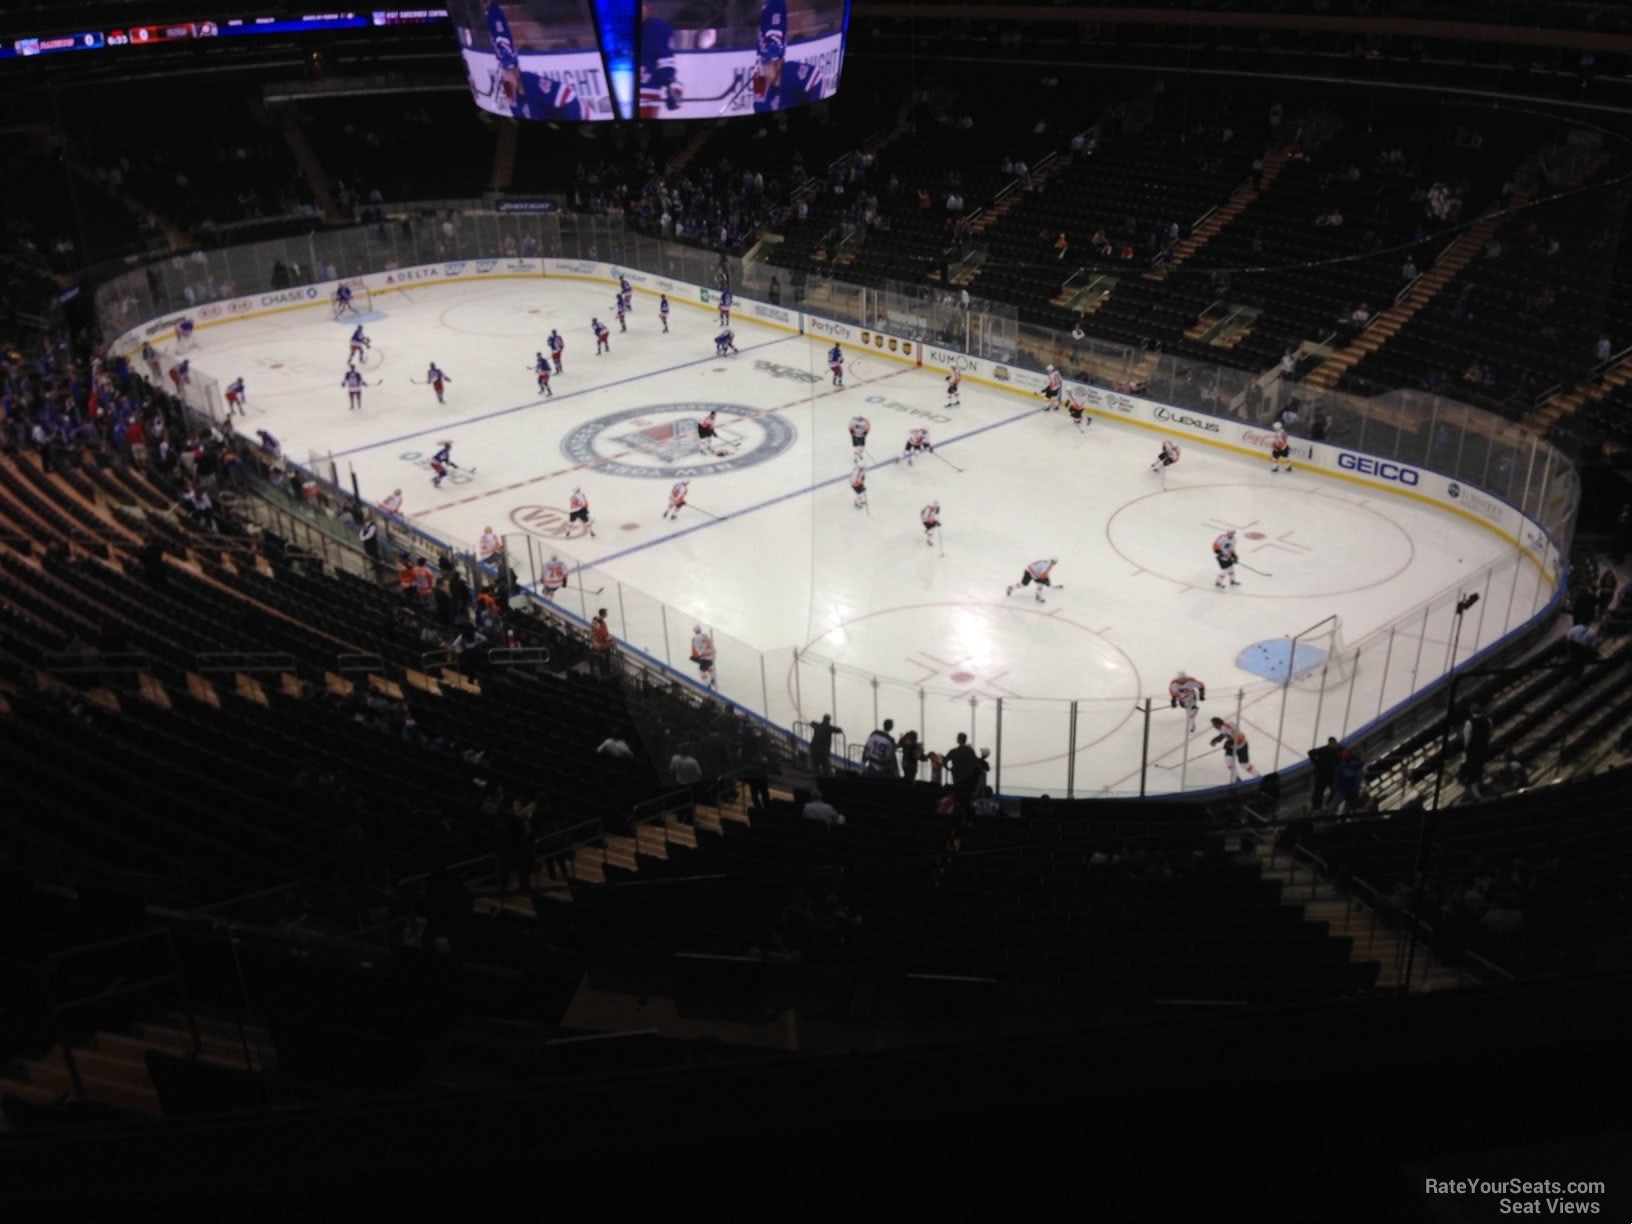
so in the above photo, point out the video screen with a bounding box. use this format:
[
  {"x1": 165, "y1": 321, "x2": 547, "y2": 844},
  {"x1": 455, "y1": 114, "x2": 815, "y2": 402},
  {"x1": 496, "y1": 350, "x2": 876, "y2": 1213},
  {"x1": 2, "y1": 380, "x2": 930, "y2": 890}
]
[
  {"x1": 452, "y1": 0, "x2": 615, "y2": 121},
  {"x1": 638, "y1": 0, "x2": 847, "y2": 119}
]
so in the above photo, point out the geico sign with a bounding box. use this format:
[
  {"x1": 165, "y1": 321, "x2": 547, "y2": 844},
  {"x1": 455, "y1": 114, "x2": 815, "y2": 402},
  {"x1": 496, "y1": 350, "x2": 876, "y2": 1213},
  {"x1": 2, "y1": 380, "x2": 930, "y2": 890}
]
[
  {"x1": 1338, "y1": 453, "x2": 1420, "y2": 486},
  {"x1": 1152, "y1": 406, "x2": 1221, "y2": 433}
]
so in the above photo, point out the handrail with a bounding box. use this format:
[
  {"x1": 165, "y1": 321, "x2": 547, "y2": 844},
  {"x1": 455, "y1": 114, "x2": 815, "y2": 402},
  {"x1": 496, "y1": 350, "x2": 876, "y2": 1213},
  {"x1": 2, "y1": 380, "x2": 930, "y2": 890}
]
[
  {"x1": 194, "y1": 651, "x2": 298, "y2": 674},
  {"x1": 45, "y1": 928, "x2": 201, "y2": 1095},
  {"x1": 42, "y1": 649, "x2": 152, "y2": 674},
  {"x1": 187, "y1": 880, "x2": 306, "y2": 919},
  {"x1": 336, "y1": 652, "x2": 385, "y2": 674},
  {"x1": 488, "y1": 646, "x2": 552, "y2": 668}
]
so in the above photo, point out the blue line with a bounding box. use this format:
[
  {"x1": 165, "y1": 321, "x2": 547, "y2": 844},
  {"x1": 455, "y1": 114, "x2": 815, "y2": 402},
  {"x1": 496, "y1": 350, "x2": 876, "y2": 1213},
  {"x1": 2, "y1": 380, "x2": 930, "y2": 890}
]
[
  {"x1": 331, "y1": 334, "x2": 795, "y2": 460},
  {"x1": 573, "y1": 399, "x2": 1046, "y2": 575}
]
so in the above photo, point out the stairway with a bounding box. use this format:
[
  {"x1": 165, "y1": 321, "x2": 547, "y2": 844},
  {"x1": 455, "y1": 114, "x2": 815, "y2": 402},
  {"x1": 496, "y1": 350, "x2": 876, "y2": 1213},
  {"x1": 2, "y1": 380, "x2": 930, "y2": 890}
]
[
  {"x1": 492, "y1": 120, "x2": 519, "y2": 191},
  {"x1": 1300, "y1": 204, "x2": 1522, "y2": 392},
  {"x1": 1527, "y1": 350, "x2": 1632, "y2": 439},
  {"x1": 965, "y1": 159, "x2": 1056, "y2": 240},
  {"x1": 277, "y1": 106, "x2": 343, "y2": 225},
  {"x1": 1254, "y1": 841, "x2": 1466, "y2": 992},
  {"x1": 1146, "y1": 150, "x2": 1293, "y2": 283}
]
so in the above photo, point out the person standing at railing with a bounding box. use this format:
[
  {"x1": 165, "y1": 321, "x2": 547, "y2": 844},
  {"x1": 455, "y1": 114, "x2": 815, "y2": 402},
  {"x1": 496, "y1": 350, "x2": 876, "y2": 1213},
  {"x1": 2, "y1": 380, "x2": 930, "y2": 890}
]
[
  {"x1": 809, "y1": 714, "x2": 841, "y2": 776},
  {"x1": 1308, "y1": 736, "x2": 1340, "y2": 812},
  {"x1": 589, "y1": 608, "x2": 617, "y2": 679},
  {"x1": 862, "y1": 720, "x2": 900, "y2": 778}
]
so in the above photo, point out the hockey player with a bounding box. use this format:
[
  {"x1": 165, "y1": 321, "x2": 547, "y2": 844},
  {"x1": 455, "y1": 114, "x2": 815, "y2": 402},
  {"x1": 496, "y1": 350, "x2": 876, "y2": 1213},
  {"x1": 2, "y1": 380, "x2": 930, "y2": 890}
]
[
  {"x1": 1007, "y1": 557, "x2": 1059, "y2": 603},
  {"x1": 1039, "y1": 364, "x2": 1062, "y2": 410},
  {"x1": 349, "y1": 325, "x2": 371, "y2": 367},
  {"x1": 1270, "y1": 422, "x2": 1292, "y2": 472},
  {"x1": 225, "y1": 377, "x2": 247, "y2": 416},
  {"x1": 548, "y1": 329, "x2": 564, "y2": 374},
  {"x1": 255, "y1": 430, "x2": 281, "y2": 459},
  {"x1": 690, "y1": 625, "x2": 717, "y2": 689},
  {"x1": 697, "y1": 410, "x2": 721, "y2": 454},
  {"x1": 334, "y1": 283, "x2": 357, "y2": 318},
  {"x1": 850, "y1": 463, "x2": 868, "y2": 510},
  {"x1": 534, "y1": 352, "x2": 553, "y2": 396},
  {"x1": 478, "y1": 526, "x2": 502, "y2": 560},
  {"x1": 175, "y1": 317, "x2": 196, "y2": 350},
  {"x1": 540, "y1": 554, "x2": 569, "y2": 600},
  {"x1": 1213, "y1": 527, "x2": 1240, "y2": 590},
  {"x1": 1169, "y1": 670, "x2": 1207, "y2": 734},
  {"x1": 945, "y1": 366, "x2": 961, "y2": 408},
  {"x1": 921, "y1": 501, "x2": 941, "y2": 545},
  {"x1": 425, "y1": 362, "x2": 451, "y2": 404},
  {"x1": 619, "y1": 276, "x2": 633, "y2": 311},
  {"x1": 828, "y1": 343, "x2": 844, "y2": 387},
  {"x1": 379, "y1": 488, "x2": 404, "y2": 517},
  {"x1": 140, "y1": 341, "x2": 162, "y2": 383},
  {"x1": 639, "y1": 4, "x2": 681, "y2": 118},
  {"x1": 431, "y1": 439, "x2": 461, "y2": 488},
  {"x1": 663, "y1": 479, "x2": 690, "y2": 520},
  {"x1": 593, "y1": 318, "x2": 610, "y2": 356},
  {"x1": 659, "y1": 294, "x2": 670, "y2": 333},
  {"x1": 903, "y1": 427, "x2": 932, "y2": 465},
  {"x1": 717, "y1": 289, "x2": 733, "y2": 328},
  {"x1": 1151, "y1": 439, "x2": 1181, "y2": 473},
  {"x1": 1209, "y1": 716, "x2": 1260, "y2": 782},
  {"x1": 167, "y1": 359, "x2": 191, "y2": 394},
  {"x1": 342, "y1": 367, "x2": 366, "y2": 411},
  {"x1": 752, "y1": 0, "x2": 789, "y2": 111},
  {"x1": 568, "y1": 486, "x2": 597, "y2": 538},
  {"x1": 485, "y1": 1, "x2": 583, "y2": 120},
  {"x1": 848, "y1": 414, "x2": 870, "y2": 461},
  {"x1": 715, "y1": 328, "x2": 738, "y2": 356},
  {"x1": 1065, "y1": 388, "x2": 1092, "y2": 432},
  {"x1": 615, "y1": 296, "x2": 628, "y2": 333}
]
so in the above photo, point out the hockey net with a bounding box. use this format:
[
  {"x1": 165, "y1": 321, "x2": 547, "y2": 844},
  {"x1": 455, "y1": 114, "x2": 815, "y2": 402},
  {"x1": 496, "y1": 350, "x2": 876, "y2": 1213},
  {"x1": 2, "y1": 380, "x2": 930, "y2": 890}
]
[
  {"x1": 1287, "y1": 615, "x2": 1353, "y2": 690},
  {"x1": 333, "y1": 280, "x2": 373, "y2": 319}
]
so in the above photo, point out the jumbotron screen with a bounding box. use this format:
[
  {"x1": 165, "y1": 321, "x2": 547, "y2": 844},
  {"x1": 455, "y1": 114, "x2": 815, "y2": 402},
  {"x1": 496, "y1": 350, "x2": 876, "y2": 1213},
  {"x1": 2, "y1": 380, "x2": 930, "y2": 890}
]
[{"x1": 451, "y1": 0, "x2": 848, "y2": 122}]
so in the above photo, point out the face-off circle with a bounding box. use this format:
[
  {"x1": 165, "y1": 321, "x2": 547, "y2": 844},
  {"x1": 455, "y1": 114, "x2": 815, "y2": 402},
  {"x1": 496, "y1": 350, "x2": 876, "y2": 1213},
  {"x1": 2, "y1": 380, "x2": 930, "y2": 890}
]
[
  {"x1": 560, "y1": 402, "x2": 797, "y2": 479},
  {"x1": 1106, "y1": 484, "x2": 1415, "y2": 598}
]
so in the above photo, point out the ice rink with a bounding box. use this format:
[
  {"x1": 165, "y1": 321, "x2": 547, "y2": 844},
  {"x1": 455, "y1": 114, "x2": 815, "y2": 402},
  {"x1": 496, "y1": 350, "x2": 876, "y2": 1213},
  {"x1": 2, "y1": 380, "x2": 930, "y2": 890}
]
[{"x1": 175, "y1": 275, "x2": 1549, "y2": 795}]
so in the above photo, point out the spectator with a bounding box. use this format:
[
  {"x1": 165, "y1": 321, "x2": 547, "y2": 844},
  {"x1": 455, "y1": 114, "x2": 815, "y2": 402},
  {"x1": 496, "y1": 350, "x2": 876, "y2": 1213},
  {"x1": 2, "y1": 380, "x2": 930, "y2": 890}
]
[
  {"x1": 1596, "y1": 334, "x2": 1613, "y2": 363},
  {"x1": 809, "y1": 714, "x2": 840, "y2": 775},
  {"x1": 898, "y1": 730, "x2": 927, "y2": 782},
  {"x1": 358, "y1": 514, "x2": 381, "y2": 564},
  {"x1": 597, "y1": 736, "x2": 634, "y2": 759},
  {"x1": 739, "y1": 723, "x2": 771, "y2": 813},
  {"x1": 1332, "y1": 748, "x2": 1366, "y2": 813},
  {"x1": 800, "y1": 790, "x2": 845, "y2": 828},
  {"x1": 670, "y1": 744, "x2": 702, "y2": 788},
  {"x1": 1481, "y1": 893, "x2": 1527, "y2": 939},
  {"x1": 944, "y1": 732, "x2": 990, "y2": 815},
  {"x1": 589, "y1": 607, "x2": 615, "y2": 679},
  {"x1": 1401, "y1": 256, "x2": 1418, "y2": 281},
  {"x1": 1597, "y1": 569, "x2": 1619, "y2": 619},
  {"x1": 1565, "y1": 620, "x2": 1599, "y2": 676},
  {"x1": 862, "y1": 719, "x2": 900, "y2": 777},
  {"x1": 768, "y1": 276, "x2": 781, "y2": 306},
  {"x1": 1071, "y1": 320, "x2": 1086, "y2": 341},
  {"x1": 1308, "y1": 736, "x2": 1341, "y2": 811},
  {"x1": 1460, "y1": 703, "x2": 1494, "y2": 799}
]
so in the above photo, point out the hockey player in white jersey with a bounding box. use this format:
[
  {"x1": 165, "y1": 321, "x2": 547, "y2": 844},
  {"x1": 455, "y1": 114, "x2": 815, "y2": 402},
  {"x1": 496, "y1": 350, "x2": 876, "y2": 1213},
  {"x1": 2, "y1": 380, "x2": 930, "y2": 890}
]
[
  {"x1": 1269, "y1": 422, "x2": 1293, "y2": 472},
  {"x1": 1209, "y1": 717, "x2": 1260, "y2": 782},
  {"x1": 1169, "y1": 671, "x2": 1206, "y2": 733},
  {"x1": 690, "y1": 626, "x2": 717, "y2": 689},
  {"x1": 663, "y1": 480, "x2": 690, "y2": 520},
  {"x1": 479, "y1": 526, "x2": 503, "y2": 560},
  {"x1": 1007, "y1": 558, "x2": 1058, "y2": 603},
  {"x1": 944, "y1": 367, "x2": 961, "y2": 408},
  {"x1": 1151, "y1": 439, "x2": 1181, "y2": 483},
  {"x1": 850, "y1": 464, "x2": 868, "y2": 510},
  {"x1": 920, "y1": 501, "x2": 941, "y2": 545},
  {"x1": 848, "y1": 415, "x2": 870, "y2": 461},
  {"x1": 568, "y1": 486, "x2": 597, "y2": 538},
  {"x1": 903, "y1": 427, "x2": 932, "y2": 465},
  {"x1": 1065, "y1": 389, "x2": 1092, "y2": 433},
  {"x1": 697, "y1": 410, "x2": 721, "y2": 454},
  {"x1": 1213, "y1": 528, "x2": 1240, "y2": 589},
  {"x1": 540, "y1": 554, "x2": 569, "y2": 600},
  {"x1": 1038, "y1": 364, "x2": 1062, "y2": 409}
]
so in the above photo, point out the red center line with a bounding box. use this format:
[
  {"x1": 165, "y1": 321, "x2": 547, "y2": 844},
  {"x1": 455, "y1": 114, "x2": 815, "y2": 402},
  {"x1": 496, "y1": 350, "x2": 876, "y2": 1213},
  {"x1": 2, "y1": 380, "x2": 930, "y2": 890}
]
[{"x1": 408, "y1": 364, "x2": 915, "y2": 518}]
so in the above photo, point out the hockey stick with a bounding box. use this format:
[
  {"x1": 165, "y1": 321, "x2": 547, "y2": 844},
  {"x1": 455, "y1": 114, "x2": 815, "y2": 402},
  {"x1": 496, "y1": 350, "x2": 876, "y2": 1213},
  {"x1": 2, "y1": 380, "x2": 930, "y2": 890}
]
[
  {"x1": 687, "y1": 504, "x2": 723, "y2": 521},
  {"x1": 937, "y1": 528, "x2": 945, "y2": 557},
  {"x1": 716, "y1": 69, "x2": 754, "y2": 115},
  {"x1": 931, "y1": 450, "x2": 965, "y2": 474},
  {"x1": 1235, "y1": 561, "x2": 1274, "y2": 577}
]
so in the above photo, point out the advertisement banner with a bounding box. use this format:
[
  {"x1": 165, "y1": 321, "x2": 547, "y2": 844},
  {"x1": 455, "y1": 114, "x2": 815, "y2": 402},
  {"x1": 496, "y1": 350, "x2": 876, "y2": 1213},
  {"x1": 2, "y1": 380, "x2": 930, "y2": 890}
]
[
  {"x1": 742, "y1": 299, "x2": 800, "y2": 331},
  {"x1": 806, "y1": 316, "x2": 854, "y2": 342},
  {"x1": 546, "y1": 259, "x2": 606, "y2": 279}
]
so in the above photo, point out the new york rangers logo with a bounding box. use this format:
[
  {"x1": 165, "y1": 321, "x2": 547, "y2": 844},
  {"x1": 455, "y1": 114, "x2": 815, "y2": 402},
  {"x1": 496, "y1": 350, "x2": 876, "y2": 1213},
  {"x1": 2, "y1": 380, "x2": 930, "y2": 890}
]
[{"x1": 561, "y1": 403, "x2": 796, "y2": 479}]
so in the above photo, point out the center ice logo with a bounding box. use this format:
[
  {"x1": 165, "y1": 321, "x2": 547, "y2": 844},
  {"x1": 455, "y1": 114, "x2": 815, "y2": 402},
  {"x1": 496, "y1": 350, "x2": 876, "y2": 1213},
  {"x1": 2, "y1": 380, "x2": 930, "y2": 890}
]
[{"x1": 561, "y1": 403, "x2": 796, "y2": 479}]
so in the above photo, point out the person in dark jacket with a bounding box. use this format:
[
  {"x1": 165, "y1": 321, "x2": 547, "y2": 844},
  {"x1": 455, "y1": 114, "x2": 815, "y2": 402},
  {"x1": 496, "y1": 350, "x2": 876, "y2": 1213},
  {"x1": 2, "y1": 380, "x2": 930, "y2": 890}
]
[
  {"x1": 943, "y1": 733, "x2": 990, "y2": 816},
  {"x1": 1308, "y1": 736, "x2": 1341, "y2": 811},
  {"x1": 809, "y1": 714, "x2": 840, "y2": 775},
  {"x1": 1460, "y1": 703, "x2": 1494, "y2": 799}
]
